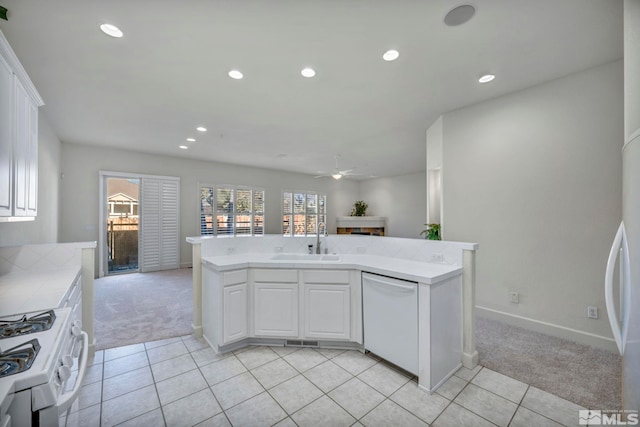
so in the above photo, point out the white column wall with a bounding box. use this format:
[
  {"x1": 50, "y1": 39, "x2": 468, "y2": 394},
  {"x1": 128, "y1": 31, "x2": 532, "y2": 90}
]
[{"x1": 441, "y1": 61, "x2": 623, "y2": 349}]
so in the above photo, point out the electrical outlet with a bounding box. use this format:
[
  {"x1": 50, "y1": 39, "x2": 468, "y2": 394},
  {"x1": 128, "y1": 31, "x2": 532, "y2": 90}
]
[
  {"x1": 509, "y1": 292, "x2": 519, "y2": 304},
  {"x1": 226, "y1": 247, "x2": 235, "y2": 255},
  {"x1": 430, "y1": 253, "x2": 444, "y2": 262},
  {"x1": 587, "y1": 306, "x2": 598, "y2": 319}
]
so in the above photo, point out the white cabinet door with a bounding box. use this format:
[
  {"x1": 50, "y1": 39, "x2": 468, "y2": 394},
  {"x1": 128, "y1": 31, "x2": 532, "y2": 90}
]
[
  {"x1": 12, "y1": 77, "x2": 28, "y2": 216},
  {"x1": 11, "y1": 76, "x2": 38, "y2": 217},
  {"x1": 304, "y1": 284, "x2": 350, "y2": 340},
  {"x1": 25, "y1": 99, "x2": 37, "y2": 216},
  {"x1": 254, "y1": 283, "x2": 299, "y2": 337},
  {"x1": 223, "y1": 283, "x2": 248, "y2": 343},
  {"x1": 0, "y1": 32, "x2": 42, "y2": 219},
  {"x1": 0, "y1": 54, "x2": 12, "y2": 216}
]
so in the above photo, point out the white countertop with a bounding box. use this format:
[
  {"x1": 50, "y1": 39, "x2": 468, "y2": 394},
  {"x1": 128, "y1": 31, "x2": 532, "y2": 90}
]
[
  {"x1": 0, "y1": 267, "x2": 81, "y2": 317},
  {"x1": 202, "y1": 253, "x2": 462, "y2": 284}
]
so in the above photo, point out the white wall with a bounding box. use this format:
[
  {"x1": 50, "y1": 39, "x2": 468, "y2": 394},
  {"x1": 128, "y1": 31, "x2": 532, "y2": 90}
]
[
  {"x1": 441, "y1": 60, "x2": 623, "y2": 348},
  {"x1": 0, "y1": 113, "x2": 61, "y2": 246},
  {"x1": 358, "y1": 172, "x2": 426, "y2": 239},
  {"x1": 59, "y1": 143, "x2": 359, "y2": 268},
  {"x1": 426, "y1": 116, "x2": 443, "y2": 226}
]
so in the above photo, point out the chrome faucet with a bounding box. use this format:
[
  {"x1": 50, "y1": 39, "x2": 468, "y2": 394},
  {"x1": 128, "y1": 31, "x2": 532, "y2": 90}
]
[{"x1": 316, "y1": 222, "x2": 326, "y2": 254}]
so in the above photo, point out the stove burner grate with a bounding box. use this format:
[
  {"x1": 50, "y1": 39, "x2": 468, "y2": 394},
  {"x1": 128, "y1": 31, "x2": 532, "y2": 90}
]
[
  {"x1": 0, "y1": 338, "x2": 41, "y2": 378},
  {"x1": 0, "y1": 310, "x2": 56, "y2": 338}
]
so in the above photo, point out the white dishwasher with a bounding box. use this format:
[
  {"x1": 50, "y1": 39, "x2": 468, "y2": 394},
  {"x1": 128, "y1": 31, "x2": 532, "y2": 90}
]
[{"x1": 362, "y1": 272, "x2": 418, "y2": 375}]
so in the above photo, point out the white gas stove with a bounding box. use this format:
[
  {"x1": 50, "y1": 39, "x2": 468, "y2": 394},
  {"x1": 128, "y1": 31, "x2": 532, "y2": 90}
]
[{"x1": 0, "y1": 308, "x2": 88, "y2": 427}]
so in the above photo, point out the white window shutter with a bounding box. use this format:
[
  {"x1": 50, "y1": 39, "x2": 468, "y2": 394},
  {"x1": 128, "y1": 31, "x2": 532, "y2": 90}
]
[
  {"x1": 160, "y1": 179, "x2": 180, "y2": 269},
  {"x1": 140, "y1": 177, "x2": 180, "y2": 272}
]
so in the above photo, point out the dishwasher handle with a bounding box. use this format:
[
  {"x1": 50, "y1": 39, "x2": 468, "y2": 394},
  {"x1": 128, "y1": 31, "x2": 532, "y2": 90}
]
[{"x1": 364, "y1": 275, "x2": 416, "y2": 292}]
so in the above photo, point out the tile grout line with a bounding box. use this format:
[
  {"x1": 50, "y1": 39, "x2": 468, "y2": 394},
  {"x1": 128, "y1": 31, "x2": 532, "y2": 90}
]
[
  {"x1": 233, "y1": 348, "x2": 287, "y2": 422},
  {"x1": 91, "y1": 338, "x2": 582, "y2": 427},
  {"x1": 430, "y1": 365, "x2": 485, "y2": 427},
  {"x1": 99, "y1": 354, "x2": 104, "y2": 427},
  {"x1": 507, "y1": 384, "x2": 532, "y2": 427},
  {"x1": 237, "y1": 346, "x2": 319, "y2": 425},
  {"x1": 114, "y1": 343, "x2": 167, "y2": 427},
  {"x1": 142, "y1": 343, "x2": 166, "y2": 427},
  {"x1": 194, "y1": 345, "x2": 238, "y2": 426},
  {"x1": 307, "y1": 356, "x2": 383, "y2": 424}
]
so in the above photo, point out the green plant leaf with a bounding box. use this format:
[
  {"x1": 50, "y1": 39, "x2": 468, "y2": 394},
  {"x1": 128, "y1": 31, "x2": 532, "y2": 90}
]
[{"x1": 0, "y1": 6, "x2": 7, "y2": 21}]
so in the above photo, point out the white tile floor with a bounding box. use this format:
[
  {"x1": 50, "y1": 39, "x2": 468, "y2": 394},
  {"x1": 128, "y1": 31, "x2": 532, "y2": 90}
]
[{"x1": 61, "y1": 336, "x2": 587, "y2": 427}]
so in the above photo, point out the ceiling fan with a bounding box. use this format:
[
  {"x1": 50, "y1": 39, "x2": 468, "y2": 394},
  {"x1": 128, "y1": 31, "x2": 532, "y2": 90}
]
[{"x1": 314, "y1": 155, "x2": 359, "y2": 180}]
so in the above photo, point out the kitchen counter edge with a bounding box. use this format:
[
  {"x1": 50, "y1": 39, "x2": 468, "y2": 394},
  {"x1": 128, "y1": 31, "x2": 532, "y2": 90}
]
[{"x1": 201, "y1": 254, "x2": 462, "y2": 284}]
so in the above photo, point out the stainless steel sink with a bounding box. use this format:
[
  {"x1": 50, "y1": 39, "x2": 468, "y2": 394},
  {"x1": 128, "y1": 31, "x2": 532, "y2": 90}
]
[{"x1": 271, "y1": 254, "x2": 341, "y2": 262}]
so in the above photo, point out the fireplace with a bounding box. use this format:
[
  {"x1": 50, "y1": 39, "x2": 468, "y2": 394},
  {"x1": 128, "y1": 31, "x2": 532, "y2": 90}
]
[{"x1": 335, "y1": 216, "x2": 386, "y2": 236}]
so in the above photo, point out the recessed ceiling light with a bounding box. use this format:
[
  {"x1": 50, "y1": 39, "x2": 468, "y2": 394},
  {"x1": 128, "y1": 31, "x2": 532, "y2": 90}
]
[
  {"x1": 228, "y1": 70, "x2": 243, "y2": 80},
  {"x1": 301, "y1": 67, "x2": 316, "y2": 78},
  {"x1": 444, "y1": 5, "x2": 476, "y2": 26},
  {"x1": 382, "y1": 49, "x2": 400, "y2": 61},
  {"x1": 99, "y1": 23, "x2": 123, "y2": 38},
  {"x1": 179, "y1": 145, "x2": 188, "y2": 150},
  {"x1": 196, "y1": 126, "x2": 207, "y2": 132},
  {"x1": 186, "y1": 138, "x2": 196, "y2": 142},
  {"x1": 478, "y1": 74, "x2": 496, "y2": 83}
]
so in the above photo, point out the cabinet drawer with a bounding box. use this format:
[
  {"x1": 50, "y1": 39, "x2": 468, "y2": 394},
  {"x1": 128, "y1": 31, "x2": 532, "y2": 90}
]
[
  {"x1": 224, "y1": 269, "x2": 247, "y2": 286},
  {"x1": 303, "y1": 270, "x2": 350, "y2": 284},
  {"x1": 253, "y1": 269, "x2": 298, "y2": 283}
]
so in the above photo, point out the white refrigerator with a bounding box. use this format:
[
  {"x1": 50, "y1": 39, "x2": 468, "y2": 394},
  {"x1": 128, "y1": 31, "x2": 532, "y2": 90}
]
[{"x1": 614, "y1": 0, "x2": 640, "y2": 411}]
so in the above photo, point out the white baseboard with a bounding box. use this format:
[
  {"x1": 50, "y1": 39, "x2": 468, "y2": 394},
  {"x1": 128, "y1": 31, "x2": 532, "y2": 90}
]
[{"x1": 476, "y1": 306, "x2": 618, "y2": 353}]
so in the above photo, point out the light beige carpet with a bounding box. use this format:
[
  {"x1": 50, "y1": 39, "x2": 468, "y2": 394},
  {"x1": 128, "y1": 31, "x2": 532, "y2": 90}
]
[
  {"x1": 476, "y1": 316, "x2": 621, "y2": 410},
  {"x1": 94, "y1": 268, "x2": 192, "y2": 350}
]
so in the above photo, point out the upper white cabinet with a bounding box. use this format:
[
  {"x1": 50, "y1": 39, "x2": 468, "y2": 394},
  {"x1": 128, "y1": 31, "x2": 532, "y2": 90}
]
[
  {"x1": 0, "y1": 29, "x2": 43, "y2": 219},
  {"x1": 0, "y1": 53, "x2": 13, "y2": 216}
]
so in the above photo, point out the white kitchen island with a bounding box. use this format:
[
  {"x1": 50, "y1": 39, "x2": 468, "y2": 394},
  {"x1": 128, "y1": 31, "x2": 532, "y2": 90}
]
[{"x1": 188, "y1": 235, "x2": 478, "y2": 393}]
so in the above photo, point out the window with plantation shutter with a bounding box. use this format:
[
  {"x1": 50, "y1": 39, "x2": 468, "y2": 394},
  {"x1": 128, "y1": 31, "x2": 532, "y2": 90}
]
[
  {"x1": 199, "y1": 184, "x2": 264, "y2": 236},
  {"x1": 200, "y1": 185, "x2": 214, "y2": 235},
  {"x1": 282, "y1": 191, "x2": 326, "y2": 236}
]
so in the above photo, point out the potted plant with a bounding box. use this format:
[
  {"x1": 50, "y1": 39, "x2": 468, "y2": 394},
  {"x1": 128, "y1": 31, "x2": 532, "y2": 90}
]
[
  {"x1": 350, "y1": 200, "x2": 368, "y2": 216},
  {"x1": 420, "y1": 223, "x2": 441, "y2": 240}
]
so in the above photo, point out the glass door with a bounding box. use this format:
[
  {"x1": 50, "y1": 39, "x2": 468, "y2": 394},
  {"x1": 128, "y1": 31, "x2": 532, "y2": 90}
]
[{"x1": 106, "y1": 177, "x2": 140, "y2": 274}]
